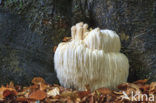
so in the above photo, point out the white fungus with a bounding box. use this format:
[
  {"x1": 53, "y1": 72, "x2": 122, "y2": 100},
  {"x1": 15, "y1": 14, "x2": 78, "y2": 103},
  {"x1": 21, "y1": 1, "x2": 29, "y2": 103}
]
[{"x1": 54, "y1": 22, "x2": 129, "y2": 91}]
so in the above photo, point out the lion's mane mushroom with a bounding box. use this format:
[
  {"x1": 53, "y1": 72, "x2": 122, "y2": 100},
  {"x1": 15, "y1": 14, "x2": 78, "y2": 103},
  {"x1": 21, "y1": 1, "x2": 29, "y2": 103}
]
[{"x1": 54, "y1": 22, "x2": 129, "y2": 91}]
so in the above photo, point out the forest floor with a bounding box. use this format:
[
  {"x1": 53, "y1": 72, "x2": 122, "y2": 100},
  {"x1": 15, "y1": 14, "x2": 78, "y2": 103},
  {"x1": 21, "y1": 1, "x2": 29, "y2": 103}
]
[{"x1": 0, "y1": 77, "x2": 155, "y2": 103}]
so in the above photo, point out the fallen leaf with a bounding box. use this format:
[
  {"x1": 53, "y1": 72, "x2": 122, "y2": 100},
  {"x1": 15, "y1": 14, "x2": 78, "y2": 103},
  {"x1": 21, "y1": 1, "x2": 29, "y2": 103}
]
[
  {"x1": 32, "y1": 77, "x2": 45, "y2": 85},
  {"x1": 61, "y1": 91, "x2": 76, "y2": 98},
  {"x1": 96, "y1": 88, "x2": 112, "y2": 95},
  {"x1": 3, "y1": 89, "x2": 16, "y2": 97},
  {"x1": 29, "y1": 90, "x2": 46, "y2": 100},
  {"x1": 0, "y1": 87, "x2": 4, "y2": 99},
  {"x1": 118, "y1": 83, "x2": 128, "y2": 90},
  {"x1": 16, "y1": 97, "x2": 36, "y2": 102},
  {"x1": 53, "y1": 46, "x2": 57, "y2": 52},
  {"x1": 139, "y1": 84, "x2": 149, "y2": 93},
  {"x1": 8, "y1": 81, "x2": 15, "y2": 89},
  {"x1": 125, "y1": 88, "x2": 136, "y2": 96},
  {"x1": 62, "y1": 37, "x2": 71, "y2": 42},
  {"x1": 77, "y1": 91, "x2": 90, "y2": 98},
  {"x1": 40, "y1": 83, "x2": 49, "y2": 91},
  {"x1": 128, "y1": 83, "x2": 140, "y2": 92},
  {"x1": 133, "y1": 79, "x2": 148, "y2": 85},
  {"x1": 149, "y1": 82, "x2": 156, "y2": 94},
  {"x1": 47, "y1": 87, "x2": 60, "y2": 97},
  {"x1": 113, "y1": 91, "x2": 123, "y2": 95},
  {"x1": 0, "y1": 87, "x2": 17, "y2": 99},
  {"x1": 89, "y1": 95, "x2": 94, "y2": 103}
]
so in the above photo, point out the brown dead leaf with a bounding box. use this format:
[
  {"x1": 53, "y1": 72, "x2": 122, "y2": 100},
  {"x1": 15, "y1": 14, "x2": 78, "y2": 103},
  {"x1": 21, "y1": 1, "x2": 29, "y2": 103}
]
[
  {"x1": 113, "y1": 91, "x2": 123, "y2": 95},
  {"x1": 3, "y1": 90, "x2": 16, "y2": 98},
  {"x1": 149, "y1": 82, "x2": 156, "y2": 94},
  {"x1": 118, "y1": 83, "x2": 128, "y2": 90},
  {"x1": 32, "y1": 77, "x2": 45, "y2": 85},
  {"x1": 61, "y1": 90, "x2": 77, "y2": 99},
  {"x1": 96, "y1": 88, "x2": 112, "y2": 95},
  {"x1": 8, "y1": 81, "x2": 15, "y2": 89},
  {"x1": 0, "y1": 87, "x2": 4, "y2": 99},
  {"x1": 133, "y1": 79, "x2": 148, "y2": 85},
  {"x1": 53, "y1": 46, "x2": 57, "y2": 52},
  {"x1": 61, "y1": 91, "x2": 73, "y2": 97},
  {"x1": 62, "y1": 37, "x2": 71, "y2": 42},
  {"x1": 29, "y1": 90, "x2": 46, "y2": 100},
  {"x1": 40, "y1": 83, "x2": 49, "y2": 91},
  {"x1": 0, "y1": 87, "x2": 17, "y2": 99},
  {"x1": 89, "y1": 95, "x2": 94, "y2": 103},
  {"x1": 29, "y1": 84, "x2": 39, "y2": 91},
  {"x1": 106, "y1": 94, "x2": 112, "y2": 102},
  {"x1": 128, "y1": 83, "x2": 141, "y2": 92},
  {"x1": 139, "y1": 84, "x2": 149, "y2": 93},
  {"x1": 77, "y1": 91, "x2": 90, "y2": 98},
  {"x1": 16, "y1": 97, "x2": 36, "y2": 102},
  {"x1": 126, "y1": 88, "x2": 136, "y2": 96}
]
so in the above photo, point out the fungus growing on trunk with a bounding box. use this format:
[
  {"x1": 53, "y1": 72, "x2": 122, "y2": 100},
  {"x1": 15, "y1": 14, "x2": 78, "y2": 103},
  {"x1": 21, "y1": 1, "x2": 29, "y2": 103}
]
[{"x1": 54, "y1": 22, "x2": 129, "y2": 91}]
